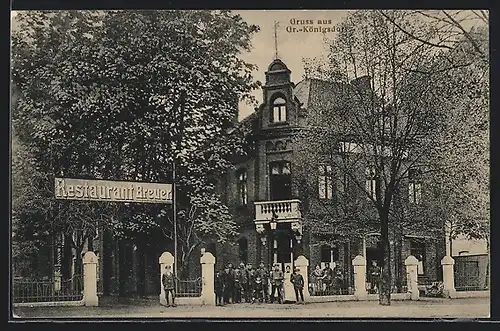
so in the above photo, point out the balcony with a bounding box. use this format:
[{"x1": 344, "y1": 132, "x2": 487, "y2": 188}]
[{"x1": 254, "y1": 199, "x2": 302, "y2": 223}]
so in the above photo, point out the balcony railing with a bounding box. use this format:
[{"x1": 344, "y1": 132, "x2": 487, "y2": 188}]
[{"x1": 254, "y1": 199, "x2": 301, "y2": 222}]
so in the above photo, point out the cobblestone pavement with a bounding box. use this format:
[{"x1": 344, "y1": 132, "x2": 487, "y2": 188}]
[{"x1": 13, "y1": 297, "x2": 489, "y2": 319}]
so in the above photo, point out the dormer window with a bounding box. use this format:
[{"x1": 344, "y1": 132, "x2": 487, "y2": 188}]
[{"x1": 272, "y1": 97, "x2": 287, "y2": 123}]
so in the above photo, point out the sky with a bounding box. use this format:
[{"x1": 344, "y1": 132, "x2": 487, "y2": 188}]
[
  {"x1": 234, "y1": 10, "x2": 351, "y2": 120},
  {"x1": 10, "y1": 10, "x2": 352, "y2": 120}
]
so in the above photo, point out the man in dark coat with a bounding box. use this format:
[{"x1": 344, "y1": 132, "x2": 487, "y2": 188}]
[
  {"x1": 214, "y1": 270, "x2": 225, "y2": 306},
  {"x1": 162, "y1": 265, "x2": 176, "y2": 307},
  {"x1": 290, "y1": 267, "x2": 305, "y2": 304},
  {"x1": 222, "y1": 264, "x2": 233, "y2": 304}
]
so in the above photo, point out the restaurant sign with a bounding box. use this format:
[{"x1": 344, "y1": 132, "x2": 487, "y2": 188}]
[{"x1": 55, "y1": 178, "x2": 172, "y2": 204}]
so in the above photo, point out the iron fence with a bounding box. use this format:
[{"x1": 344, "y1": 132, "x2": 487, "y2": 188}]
[
  {"x1": 13, "y1": 275, "x2": 83, "y2": 303},
  {"x1": 454, "y1": 255, "x2": 489, "y2": 292},
  {"x1": 309, "y1": 278, "x2": 354, "y2": 296},
  {"x1": 175, "y1": 277, "x2": 202, "y2": 297}
]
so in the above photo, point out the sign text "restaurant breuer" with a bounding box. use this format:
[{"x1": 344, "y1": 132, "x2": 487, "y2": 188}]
[{"x1": 54, "y1": 178, "x2": 172, "y2": 204}]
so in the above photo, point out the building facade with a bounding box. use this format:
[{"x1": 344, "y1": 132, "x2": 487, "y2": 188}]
[{"x1": 212, "y1": 58, "x2": 447, "y2": 290}]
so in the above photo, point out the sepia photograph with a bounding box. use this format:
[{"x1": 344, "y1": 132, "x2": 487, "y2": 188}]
[{"x1": 10, "y1": 9, "x2": 490, "y2": 320}]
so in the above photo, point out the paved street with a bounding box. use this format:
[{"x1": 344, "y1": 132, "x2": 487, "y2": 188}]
[{"x1": 13, "y1": 297, "x2": 489, "y2": 319}]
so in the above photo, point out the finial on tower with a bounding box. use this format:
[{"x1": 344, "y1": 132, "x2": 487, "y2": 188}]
[{"x1": 274, "y1": 21, "x2": 279, "y2": 60}]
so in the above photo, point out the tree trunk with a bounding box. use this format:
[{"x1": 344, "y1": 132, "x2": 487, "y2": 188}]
[{"x1": 379, "y1": 211, "x2": 392, "y2": 306}]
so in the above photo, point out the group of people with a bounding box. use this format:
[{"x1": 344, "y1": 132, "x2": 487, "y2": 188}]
[
  {"x1": 214, "y1": 262, "x2": 306, "y2": 306},
  {"x1": 162, "y1": 259, "x2": 383, "y2": 307},
  {"x1": 309, "y1": 262, "x2": 345, "y2": 295}
]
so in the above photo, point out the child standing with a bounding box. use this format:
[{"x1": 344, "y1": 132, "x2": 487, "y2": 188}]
[{"x1": 162, "y1": 265, "x2": 176, "y2": 307}]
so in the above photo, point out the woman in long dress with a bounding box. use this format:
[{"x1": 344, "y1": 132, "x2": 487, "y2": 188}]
[
  {"x1": 312, "y1": 264, "x2": 324, "y2": 295},
  {"x1": 283, "y1": 264, "x2": 295, "y2": 302}
]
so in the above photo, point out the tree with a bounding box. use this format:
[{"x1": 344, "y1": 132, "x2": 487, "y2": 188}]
[
  {"x1": 296, "y1": 10, "x2": 488, "y2": 305},
  {"x1": 11, "y1": 10, "x2": 260, "y2": 281}
]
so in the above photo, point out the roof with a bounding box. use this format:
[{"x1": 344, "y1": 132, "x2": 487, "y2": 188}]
[{"x1": 237, "y1": 77, "x2": 368, "y2": 125}]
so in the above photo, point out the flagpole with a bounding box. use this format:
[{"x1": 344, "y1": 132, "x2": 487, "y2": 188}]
[{"x1": 173, "y1": 160, "x2": 177, "y2": 279}]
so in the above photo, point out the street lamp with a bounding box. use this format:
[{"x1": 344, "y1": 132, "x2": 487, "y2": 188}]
[{"x1": 270, "y1": 219, "x2": 278, "y2": 231}]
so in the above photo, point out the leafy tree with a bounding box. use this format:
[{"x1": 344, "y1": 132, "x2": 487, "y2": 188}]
[
  {"x1": 11, "y1": 10, "x2": 260, "y2": 281},
  {"x1": 296, "y1": 10, "x2": 487, "y2": 305}
]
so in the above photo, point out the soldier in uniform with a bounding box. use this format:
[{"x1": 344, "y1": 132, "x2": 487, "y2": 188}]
[
  {"x1": 233, "y1": 263, "x2": 243, "y2": 303},
  {"x1": 253, "y1": 275, "x2": 264, "y2": 303},
  {"x1": 257, "y1": 262, "x2": 269, "y2": 303},
  {"x1": 238, "y1": 262, "x2": 248, "y2": 302},
  {"x1": 270, "y1": 263, "x2": 284, "y2": 304},
  {"x1": 290, "y1": 267, "x2": 305, "y2": 304},
  {"x1": 246, "y1": 263, "x2": 256, "y2": 303},
  {"x1": 162, "y1": 265, "x2": 176, "y2": 307}
]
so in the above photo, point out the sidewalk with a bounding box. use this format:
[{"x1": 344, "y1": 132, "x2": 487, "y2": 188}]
[{"x1": 13, "y1": 297, "x2": 490, "y2": 319}]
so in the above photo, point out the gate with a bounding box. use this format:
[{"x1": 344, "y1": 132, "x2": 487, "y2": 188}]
[
  {"x1": 176, "y1": 277, "x2": 202, "y2": 297},
  {"x1": 13, "y1": 274, "x2": 83, "y2": 303}
]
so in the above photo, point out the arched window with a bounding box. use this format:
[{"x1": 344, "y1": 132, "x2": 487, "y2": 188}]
[
  {"x1": 236, "y1": 169, "x2": 248, "y2": 205},
  {"x1": 272, "y1": 97, "x2": 287, "y2": 123},
  {"x1": 238, "y1": 237, "x2": 248, "y2": 264}
]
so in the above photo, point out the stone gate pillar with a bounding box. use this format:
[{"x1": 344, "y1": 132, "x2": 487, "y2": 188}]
[
  {"x1": 441, "y1": 255, "x2": 457, "y2": 298},
  {"x1": 83, "y1": 251, "x2": 99, "y2": 307},
  {"x1": 159, "y1": 251, "x2": 174, "y2": 306},
  {"x1": 405, "y1": 255, "x2": 419, "y2": 300},
  {"x1": 200, "y1": 252, "x2": 216, "y2": 305},
  {"x1": 294, "y1": 255, "x2": 310, "y2": 301},
  {"x1": 352, "y1": 255, "x2": 368, "y2": 300}
]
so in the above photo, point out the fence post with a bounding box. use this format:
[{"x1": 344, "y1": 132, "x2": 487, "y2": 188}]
[
  {"x1": 441, "y1": 255, "x2": 457, "y2": 298},
  {"x1": 83, "y1": 251, "x2": 99, "y2": 307},
  {"x1": 294, "y1": 255, "x2": 310, "y2": 301},
  {"x1": 405, "y1": 255, "x2": 419, "y2": 300},
  {"x1": 352, "y1": 255, "x2": 367, "y2": 300},
  {"x1": 159, "y1": 252, "x2": 175, "y2": 306},
  {"x1": 200, "y1": 252, "x2": 216, "y2": 305}
]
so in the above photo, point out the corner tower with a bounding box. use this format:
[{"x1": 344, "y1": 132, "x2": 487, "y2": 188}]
[{"x1": 260, "y1": 59, "x2": 297, "y2": 129}]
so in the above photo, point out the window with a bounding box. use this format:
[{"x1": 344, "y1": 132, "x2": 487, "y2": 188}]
[
  {"x1": 408, "y1": 169, "x2": 422, "y2": 204},
  {"x1": 318, "y1": 165, "x2": 334, "y2": 200},
  {"x1": 238, "y1": 237, "x2": 248, "y2": 264},
  {"x1": 338, "y1": 172, "x2": 350, "y2": 196},
  {"x1": 236, "y1": 169, "x2": 248, "y2": 205},
  {"x1": 409, "y1": 238, "x2": 426, "y2": 275},
  {"x1": 365, "y1": 166, "x2": 377, "y2": 200},
  {"x1": 272, "y1": 97, "x2": 287, "y2": 123}
]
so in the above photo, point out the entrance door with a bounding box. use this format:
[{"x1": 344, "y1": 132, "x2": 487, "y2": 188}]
[
  {"x1": 270, "y1": 161, "x2": 292, "y2": 201},
  {"x1": 271, "y1": 229, "x2": 294, "y2": 271}
]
